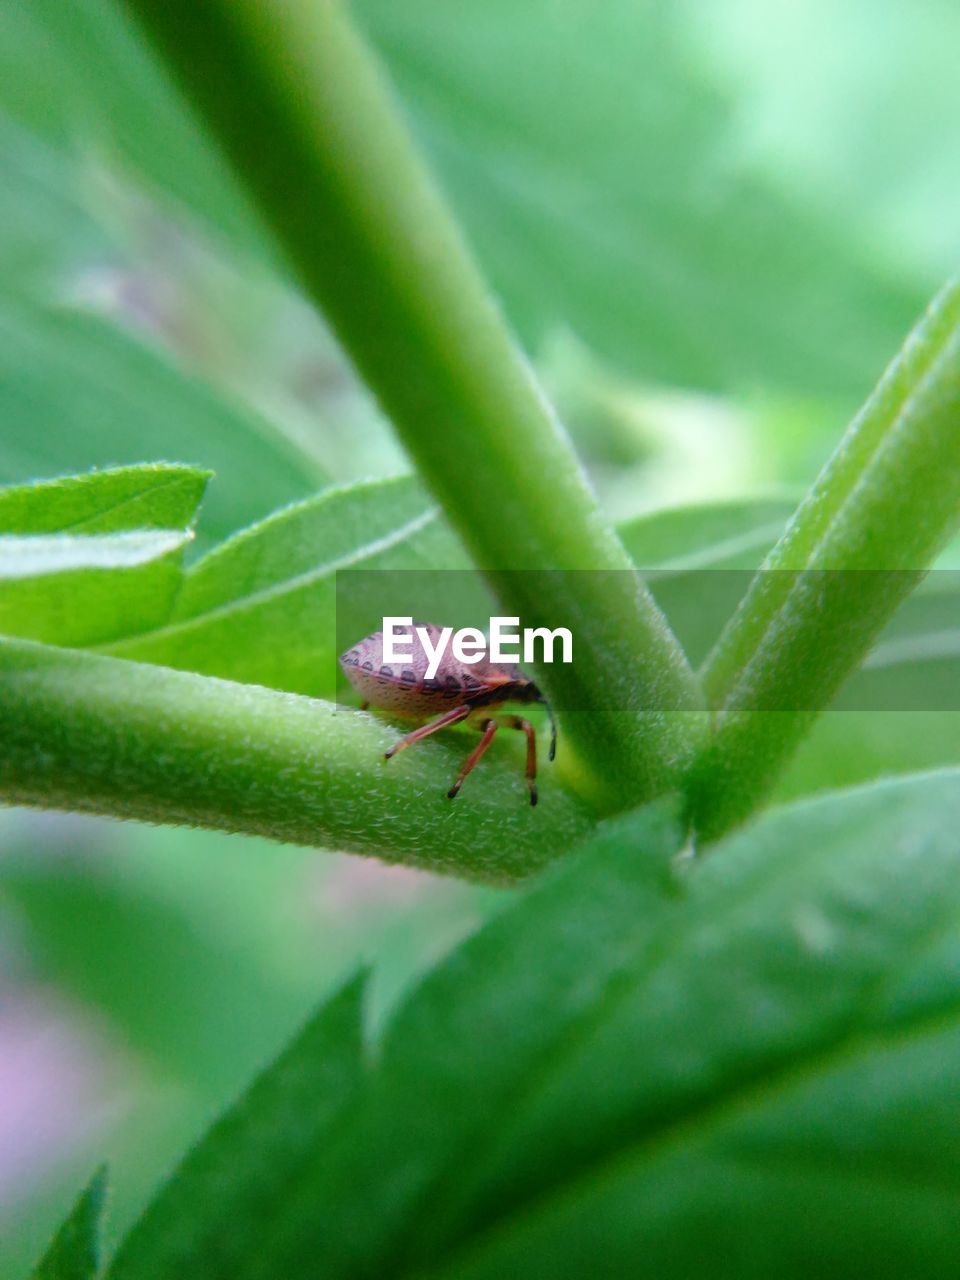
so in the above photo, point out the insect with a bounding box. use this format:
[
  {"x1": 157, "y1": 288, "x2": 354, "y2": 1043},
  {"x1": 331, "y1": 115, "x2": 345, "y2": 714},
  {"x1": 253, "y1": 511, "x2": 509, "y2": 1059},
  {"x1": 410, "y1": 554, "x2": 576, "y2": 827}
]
[{"x1": 339, "y1": 621, "x2": 556, "y2": 805}]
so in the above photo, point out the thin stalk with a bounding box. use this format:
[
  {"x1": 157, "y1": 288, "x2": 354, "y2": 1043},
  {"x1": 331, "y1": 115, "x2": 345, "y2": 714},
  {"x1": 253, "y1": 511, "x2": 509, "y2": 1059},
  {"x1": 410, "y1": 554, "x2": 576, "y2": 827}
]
[
  {"x1": 118, "y1": 0, "x2": 703, "y2": 809},
  {"x1": 0, "y1": 638, "x2": 594, "y2": 882},
  {"x1": 689, "y1": 281, "x2": 960, "y2": 840}
]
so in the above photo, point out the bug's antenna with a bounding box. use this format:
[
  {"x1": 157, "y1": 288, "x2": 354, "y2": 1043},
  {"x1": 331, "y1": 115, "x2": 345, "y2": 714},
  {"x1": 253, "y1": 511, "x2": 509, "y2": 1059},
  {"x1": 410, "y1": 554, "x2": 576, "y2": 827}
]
[{"x1": 540, "y1": 694, "x2": 557, "y2": 762}]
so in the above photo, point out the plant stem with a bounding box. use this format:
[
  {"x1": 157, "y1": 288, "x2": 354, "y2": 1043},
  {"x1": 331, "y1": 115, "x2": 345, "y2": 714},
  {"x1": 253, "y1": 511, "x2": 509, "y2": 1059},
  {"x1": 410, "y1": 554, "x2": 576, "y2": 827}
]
[
  {"x1": 688, "y1": 281, "x2": 960, "y2": 840},
  {"x1": 0, "y1": 638, "x2": 594, "y2": 882},
  {"x1": 118, "y1": 0, "x2": 703, "y2": 810}
]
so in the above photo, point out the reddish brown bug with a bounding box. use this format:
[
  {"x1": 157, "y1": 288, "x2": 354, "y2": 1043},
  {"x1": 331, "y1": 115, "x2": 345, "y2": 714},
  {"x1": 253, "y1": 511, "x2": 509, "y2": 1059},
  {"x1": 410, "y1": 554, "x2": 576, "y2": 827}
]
[{"x1": 339, "y1": 621, "x2": 556, "y2": 805}]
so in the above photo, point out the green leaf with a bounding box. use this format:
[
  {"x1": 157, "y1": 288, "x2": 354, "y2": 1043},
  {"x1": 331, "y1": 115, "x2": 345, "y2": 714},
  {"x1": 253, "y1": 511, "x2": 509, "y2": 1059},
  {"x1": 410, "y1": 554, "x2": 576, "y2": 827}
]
[
  {"x1": 0, "y1": 298, "x2": 325, "y2": 549},
  {"x1": 775, "y1": 575, "x2": 960, "y2": 797},
  {"x1": 0, "y1": 48, "x2": 383, "y2": 502},
  {"x1": 0, "y1": 826, "x2": 303, "y2": 1088},
  {"x1": 0, "y1": 115, "x2": 112, "y2": 299},
  {"x1": 702, "y1": 0, "x2": 960, "y2": 284},
  {"x1": 619, "y1": 496, "x2": 796, "y2": 574},
  {"x1": 104, "y1": 800, "x2": 679, "y2": 1280},
  {"x1": 778, "y1": 711, "x2": 960, "y2": 801},
  {"x1": 355, "y1": 0, "x2": 924, "y2": 400},
  {"x1": 109, "y1": 770, "x2": 960, "y2": 1276},
  {"x1": 2, "y1": 0, "x2": 925, "y2": 399},
  {"x1": 619, "y1": 495, "x2": 796, "y2": 667},
  {"x1": 30, "y1": 1167, "x2": 106, "y2": 1280},
  {"x1": 0, "y1": 532, "x2": 189, "y2": 646},
  {"x1": 0, "y1": 462, "x2": 208, "y2": 534},
  {"x1": 0, "y1": 0, "x2": 264, "y2": 254},
  {"x1": 0, "y1": 464, "x2": 207, "y2": 647},
  {"x1": 401, "y1": 771, "x2": 960, "y2": 1279},
  {"x1": 107, "y1": 477, "x2": 480, "y2": 696},
  {"x1": 0, "y1": 111, "x2": 330, "y2": 538},
  {"x1": 835, "y1": 574, "x2": 960, "y2": 711},
  {"x1": 107, "y1": 975, "x2": 367, "y2": 1280},
  {"x1": 0, "y1": 531, "x2": 191, "y2": 577}
]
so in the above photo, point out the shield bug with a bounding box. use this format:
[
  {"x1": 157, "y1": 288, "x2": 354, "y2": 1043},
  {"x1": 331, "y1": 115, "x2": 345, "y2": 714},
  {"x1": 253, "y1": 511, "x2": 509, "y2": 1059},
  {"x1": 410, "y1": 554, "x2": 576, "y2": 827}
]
[{"x1": 339, "y1": 621, "x2": 556, "y2": 805}]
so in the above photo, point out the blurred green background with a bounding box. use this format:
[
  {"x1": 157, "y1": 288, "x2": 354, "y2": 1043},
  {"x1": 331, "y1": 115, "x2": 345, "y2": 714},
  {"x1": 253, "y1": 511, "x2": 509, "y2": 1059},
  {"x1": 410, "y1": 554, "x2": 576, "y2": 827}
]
[{"x1": 2, "y1": 0, "x2": 959, "y2": 1270}]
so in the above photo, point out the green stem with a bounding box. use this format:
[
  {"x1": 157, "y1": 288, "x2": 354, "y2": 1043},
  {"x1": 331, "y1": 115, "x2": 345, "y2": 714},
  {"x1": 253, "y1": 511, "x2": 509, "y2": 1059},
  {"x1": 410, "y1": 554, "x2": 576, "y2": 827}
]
[
  {"x1": 0, "y1": 638, "x2": 594, "y2": 882},
  {"x1": 118, "y1": 0, "x2": 703, "y2": 810},
  {"x1": 688, "y1": 281, "x2": 960, "y2": 840}
]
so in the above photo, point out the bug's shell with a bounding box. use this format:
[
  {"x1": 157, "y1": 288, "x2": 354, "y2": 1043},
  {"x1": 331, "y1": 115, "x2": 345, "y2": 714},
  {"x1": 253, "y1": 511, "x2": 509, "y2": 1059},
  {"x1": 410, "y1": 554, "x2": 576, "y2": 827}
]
[{"x1": 339, "y1": 622, "x2": 528, "y2": 719}]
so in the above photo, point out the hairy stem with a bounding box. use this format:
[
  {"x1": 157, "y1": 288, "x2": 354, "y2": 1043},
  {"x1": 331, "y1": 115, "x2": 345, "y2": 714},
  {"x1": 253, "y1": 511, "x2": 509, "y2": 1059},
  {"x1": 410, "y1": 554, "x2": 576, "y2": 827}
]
[
  {"x1": 688, "y1": 281, "x2": 960, "y2": 840},
  {"x1": 118, "y1": 0, "x2": 703, "y2": 810},
  {"x1": 0, "y1": 638, "x2": 594, "y2": 882}
]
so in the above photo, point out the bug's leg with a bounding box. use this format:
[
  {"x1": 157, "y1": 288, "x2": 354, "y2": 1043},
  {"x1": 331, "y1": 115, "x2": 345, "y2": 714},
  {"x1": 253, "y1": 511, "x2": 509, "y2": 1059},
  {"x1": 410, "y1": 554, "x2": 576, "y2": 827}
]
[
  {"x1": 384, "y1": 703, "x2": 471, "y2": 761},
  {"x1": 447, "y1": 718, "x2": 499, "y2": 800},
  {"x1": 503, "y1": 715, "x2": 538, "y2": 806}
]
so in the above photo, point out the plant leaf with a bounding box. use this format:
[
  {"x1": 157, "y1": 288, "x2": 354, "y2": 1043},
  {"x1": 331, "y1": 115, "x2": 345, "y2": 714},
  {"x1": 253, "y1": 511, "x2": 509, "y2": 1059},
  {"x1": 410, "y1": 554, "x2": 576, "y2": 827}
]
[
  {"x1": 775, "y1": 575, "x2": 960, "y2": 795},
  {"x1": 0, "y1": 464, "x2": 207, "y2": 647},
  {"x1": 0, "y1": 107, "x2": 329, "y2": 539},
  {"x1": 619, "y1": 496, "x2": 796, "y2": 574},
  {"x1": 0, "y1": 298, "x2": 325, "y2": 550},
  {"x1": 107, "y1": 974, "x2": 367, "y2": 1280},
  {"x1": 0, "y1": 531, "x2": 191, "y2": 578},
  {"x1": 106, "y1": 476, "x2": 481, "y2": 696},
  {"x1": 106, "y1": 770, "x2": 960, "y2": 1277},
  {"x1": 29, "y1": 1167, "x2": 106, "y2": 1280},
  {"x1": 0, "y1": 114, "x2": 113, "y2": 300},
  {"x1": 0, "y1": 822, "x2": 306, "y2": 1088},
  {"x1": 619, "y1": 495, "x2": 795, "y2": 667},
  {"x1": 0, "y1": 0, "x2": 264, "y2": 255},
  {"x1": 777, "y1": 710, "x2": 960, "y2": 802},
  {"x1": 393, "y1": 771, "x2": 960, "y2": 1278},
  {"x1": 3, "y1": 0, "x2": 925, "y2": 399},
  {"x1": 0, "y1": 462, "x2": 208, "y2": 534},
  {"x1": 355, "y1": 0, "x2": 924, "y2": 399},
  {"x1": 835, "y1": 573, "x2": 960, "y2": 710}
]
